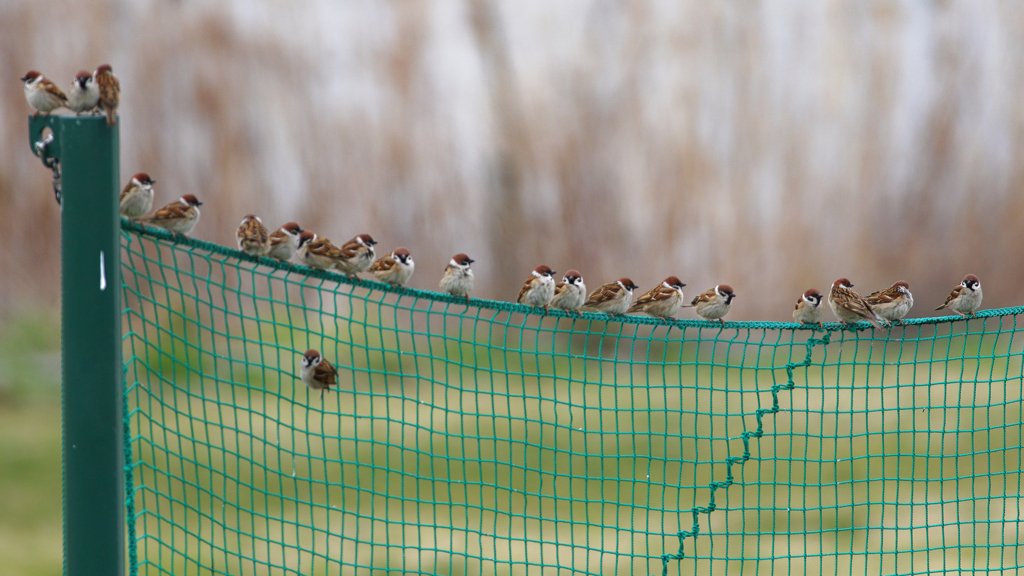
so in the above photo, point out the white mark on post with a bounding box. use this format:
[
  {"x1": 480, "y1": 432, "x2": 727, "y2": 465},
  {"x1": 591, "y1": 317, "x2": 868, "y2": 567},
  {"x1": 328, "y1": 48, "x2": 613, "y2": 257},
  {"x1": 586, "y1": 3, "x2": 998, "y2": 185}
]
[{"x1": 100, "y1": 251, "x2": 107, "y2": 291}]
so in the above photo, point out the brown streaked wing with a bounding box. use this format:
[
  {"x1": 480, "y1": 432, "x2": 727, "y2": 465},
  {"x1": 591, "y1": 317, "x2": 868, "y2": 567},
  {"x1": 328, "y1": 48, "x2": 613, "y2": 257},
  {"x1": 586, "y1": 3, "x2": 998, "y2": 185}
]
[
  {"x1": 939, "y1": 285, "x2": 965, "y2": 308},
  {"x1": 309, "y1": 238, "x2": 343, "y2": 258},
  {"x1": 97, "y1": 72, "x2": 119, "y2": 106},
  {"x1": 150, "y1": 203, "x2": 191, "y2": 222},
  {"x1": 268, "y1": 229, "x2": 287, "y2": 245},
  {"x1": 41, "y1": 78, "x2": 67, "y2": 100},
  {"x1": 584, "y1": 282, "x2": 622, "y2": 306},
  {"x1": 516, "y1": 277, "x2": 536, "y2": 303},
  {"x1": 866, "y1": 287, "x2": 899, "y2": 305},
  {"x1": 338, "y1": 238, "x2": 363, "y2": 259},
  {"x1": 370, "y1": 256, "x2": 396, "y2": 273},
  {"x1": 690, "y1": 289, "x2": 715, "y2": 307},
  {"x1": 314, "y1": 359, "x2": 338, "y2": 386}
]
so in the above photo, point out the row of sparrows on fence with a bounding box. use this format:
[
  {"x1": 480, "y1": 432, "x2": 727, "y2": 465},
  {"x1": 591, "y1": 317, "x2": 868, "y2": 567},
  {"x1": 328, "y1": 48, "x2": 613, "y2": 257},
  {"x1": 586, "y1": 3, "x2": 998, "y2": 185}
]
[
  {"x1": 295, "y1": 274, "x2": 983, "y2": 400},
  {"x1": 118, "y1": 174, "x2": 985, "y2": 333},
  {"x1": 21, "y1": 67, "x2": 120, "y2": 126},
  {"x1": 297, "y1": 277, "x2": 983, "y2": 399}
]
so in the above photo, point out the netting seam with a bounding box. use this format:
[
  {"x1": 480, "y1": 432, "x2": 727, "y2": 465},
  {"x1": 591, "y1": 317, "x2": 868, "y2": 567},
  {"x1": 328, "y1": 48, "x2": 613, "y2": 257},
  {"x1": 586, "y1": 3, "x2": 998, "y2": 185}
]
[{"x1": 656, "y1": 331, "x2": 833, "y2": 576}]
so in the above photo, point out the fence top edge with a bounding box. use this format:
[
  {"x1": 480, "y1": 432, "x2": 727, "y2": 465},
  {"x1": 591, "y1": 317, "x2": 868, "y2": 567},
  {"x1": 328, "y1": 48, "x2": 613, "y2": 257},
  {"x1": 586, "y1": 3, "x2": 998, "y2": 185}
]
[{"x1": 120, "y1": 219, "x2": 1024, "y2": 332}]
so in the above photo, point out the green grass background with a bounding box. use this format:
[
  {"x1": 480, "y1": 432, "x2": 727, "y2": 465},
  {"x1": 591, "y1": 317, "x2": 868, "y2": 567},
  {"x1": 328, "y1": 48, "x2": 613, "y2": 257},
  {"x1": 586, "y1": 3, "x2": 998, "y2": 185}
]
[{"x1": 0, "y1": 310, "x2": 62, "y2": 576}]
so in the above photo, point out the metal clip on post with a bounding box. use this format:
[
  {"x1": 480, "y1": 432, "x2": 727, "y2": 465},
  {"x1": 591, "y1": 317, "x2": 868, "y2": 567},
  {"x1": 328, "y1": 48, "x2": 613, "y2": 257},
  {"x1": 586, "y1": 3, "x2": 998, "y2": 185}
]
[{"x1": 34, "y1": 132, "x2": 62, "y2": 205}]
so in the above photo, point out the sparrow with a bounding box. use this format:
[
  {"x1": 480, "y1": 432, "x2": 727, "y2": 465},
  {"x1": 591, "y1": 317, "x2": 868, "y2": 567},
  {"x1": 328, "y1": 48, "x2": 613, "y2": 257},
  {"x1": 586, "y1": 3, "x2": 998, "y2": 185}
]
[
  {"x1": 792, "y1": 289, "x2": 824, "y2": 328},
  {"x1": 550, "y1": 270, "x2": 587, "y2": 315},
  {"x1": 866, "y1": 281, "x2": 914, "y2": 325},
  {"x1": 21, "y1": 70, "x2": 66, "y2": 117},
  {"x1": 369, "y1": 247, "x2": 415, "y2": 286},
  {"x1": 299, "y1": 349, "x2": 338, "y2": 400},
  {"x1": 439, "y1": 253, "x2": 475, "y2": 300},
  {"x1": 296, "y1": 231, "x2": 346, "y2": 270},
  {"x1": 94, "y1": 64, "x2": 119, "y2": 126},
  {"x1": 582, "y1": 278, "x2": 639, "y2": 316},
  {"x1": 67, "y1": 70, "x2": 99, "y2": 115},
  {"x1": 119, "y1": 172, "x2": 156, "y2": 219},
  {"x1": 144, "y1": 194, "x2": 202, "y2": 237},
  {"x1": 334, "y1": 234, "x2": 378, "y2": 278},
  {"x1": 516, "y1": 265, "x2": 557, "y2": 310},
  {"x1": 936, "y1": 274, "x2": 983, "y2": 318},
  {"x1": 266, "y1": 222, "x2": 304, "y2": 262},
  {"x1": 690, "y1": 284, "x2": 737, "y2": 324},
  {"x1": 236, "y1": 214, "x2": 270, "y2": 256},
  {"x1": 828, "y1": 278, "x2": 883, "y2": 329},
  {"x1": 627, "y1": 276, "x2": 687, "y2": 320}
]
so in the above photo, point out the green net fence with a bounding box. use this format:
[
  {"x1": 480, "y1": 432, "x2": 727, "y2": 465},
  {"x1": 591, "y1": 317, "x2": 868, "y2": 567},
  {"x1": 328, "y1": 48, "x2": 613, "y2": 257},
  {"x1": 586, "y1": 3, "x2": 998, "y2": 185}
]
[{"x1": 119, "y1": 220, "x2": 1024, "y2": 576}]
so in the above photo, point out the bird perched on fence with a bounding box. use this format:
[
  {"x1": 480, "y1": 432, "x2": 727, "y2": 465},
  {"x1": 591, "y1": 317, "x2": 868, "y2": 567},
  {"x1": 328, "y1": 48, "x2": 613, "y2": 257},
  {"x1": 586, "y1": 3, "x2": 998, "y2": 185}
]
[
  {"x1": 582, "y1": 278, "x2": 638, "y2": 316},
  {"x1": 144, "y1": 194, "x2": 202, "y2": 237},
  {"x1": 690, "y1": 285, "x2": 736, "y2": 324},
  {"x1": 119, "y1": 173, "x2": 156, "y2": 219},
  {"x1": 67, "y1": 71, "x2": 99, "y2": 115},
  {"x1": 550, "y1": 270, "x2": 586, "y2": 315},
  {"x1": 866, "y1": 281, "x2": 914, "y2": 325},
  {"x1": 936, "y1": 274, "x2": 983, "y2": 318},
  {"x1": 517, "y1": 265, "x2": 557, "y2": 310},
  {"x1": 21, "y1": 70, "x2": 66, "y2": 116},
  {"x1": 439, "y1": 253, "x2": 475, "y2": 300},
  {"x1": 369, "y1": 247, "x2": 415, "y2": 286},
  {"x1": 266, "y1": 222, "x2": 304, "y2": 262},
  {"x1": 627, "y1": 276, "x2": 687, "y2": 320},
  {"x1": 236, "y1": 214, "x2": 270, "y2": 256},
  {"x1": 828, "y1": 278, "x2": 882, "y2": 329},
  {"x1": 94, "y1": 64, "x2": 119, "y2": 126},
  {"x1": 334, "y1": 234, "x2": 378, "y2": 278},
  {"x1": 792, "y1": 289, "x2": 824, "y2": 328},
  {"x1": 299, "y1": 349, "x2": 337, "y2": 400},
  {"x1": 296, "y1": 231, "x2": 345, "y2": 270}
]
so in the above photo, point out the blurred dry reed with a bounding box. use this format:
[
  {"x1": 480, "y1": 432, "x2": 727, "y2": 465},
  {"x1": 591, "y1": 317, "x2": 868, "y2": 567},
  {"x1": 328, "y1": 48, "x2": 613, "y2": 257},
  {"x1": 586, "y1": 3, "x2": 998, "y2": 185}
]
[{"x1": 2, "y1": 0, "x2": 1024, "y2": 322}]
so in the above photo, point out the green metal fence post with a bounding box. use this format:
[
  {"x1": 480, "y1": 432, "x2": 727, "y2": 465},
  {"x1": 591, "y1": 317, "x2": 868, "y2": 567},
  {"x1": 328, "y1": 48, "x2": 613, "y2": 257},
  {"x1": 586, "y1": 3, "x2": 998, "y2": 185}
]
[{"x1": 29, "y1": 114, "x2": 124, "y2": 576}]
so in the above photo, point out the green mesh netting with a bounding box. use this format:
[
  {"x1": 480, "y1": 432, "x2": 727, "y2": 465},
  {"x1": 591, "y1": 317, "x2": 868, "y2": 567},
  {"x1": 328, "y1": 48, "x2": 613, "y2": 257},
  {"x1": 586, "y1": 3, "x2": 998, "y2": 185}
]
[{"x1": 119, "y1": 220, "x2": 1024, "y2": 576}]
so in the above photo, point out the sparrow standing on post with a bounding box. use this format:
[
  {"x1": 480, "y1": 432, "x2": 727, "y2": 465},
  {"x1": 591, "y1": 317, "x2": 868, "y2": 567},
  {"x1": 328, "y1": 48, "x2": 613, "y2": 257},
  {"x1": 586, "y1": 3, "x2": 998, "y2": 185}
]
[
  {"x1": 236, "y1": 214, "x2": 270, "y2": 256},
  {"x1": 517, "y1": 265, "x2": 557, "y2": 310},
  {"x1": 690, "y1": 285, "x2": 736, "y2": 324},
  {"x1": 266, "y1": 222, "x2": 304, "y2": 262},
  {"x1": 334, "y1": 234, "x2": 378, "y2": 279},
  {"x1": 300, "y1": 349, "x2": 338, "y2": 400},
  {"x1": 296, "y1": 231, "x2": 345, "y2": 270},
  {"x1": 828, "y1": 278, "x2": 883, "y2": 329},
  {"x1": 369, "y1": 247, "x2": 415, "y2": 286},
  {"x1": 67, "y1": 71, "x2": 100, "y2": 115},
  {"x1": 582, "y1": 278, "x2": 639, "y2": 316},
  {"x1": 145, "y1": 194, "x2": 202, "y2": 237},
  {"x1": 866, "y1": 281, "x2": 914, "y2": 325},
  {"x1": 936, "y1": 274, "x2": 983, "y2": 318},
  {"x1": 627, "y1": 276, "x2": 687, "y2": 320},
  {"x1": 792, "y1": 289, "x2": 824, "y2": 328},
  {"x1": 439, "y1": 253, "x2": 475, "y2": 300},
  {"x1": 119, "y1": 173, "x2": 155, "y2": 219},
  {"x1": 94, "y1": 64, "x2": 119, "y2": 126},
  {"x1": 550, "y1": 270, "x2": 586, "y2": 315},
  {"x1": 21, "y1": 71, "x2": 66, "y2": 116}
]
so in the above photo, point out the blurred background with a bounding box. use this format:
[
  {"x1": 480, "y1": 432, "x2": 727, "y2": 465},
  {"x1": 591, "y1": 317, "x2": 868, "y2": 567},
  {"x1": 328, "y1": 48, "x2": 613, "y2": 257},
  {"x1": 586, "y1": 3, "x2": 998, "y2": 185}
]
[{"x1": 3, "y1": 0, "x2": 1024, "y2": 573}]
